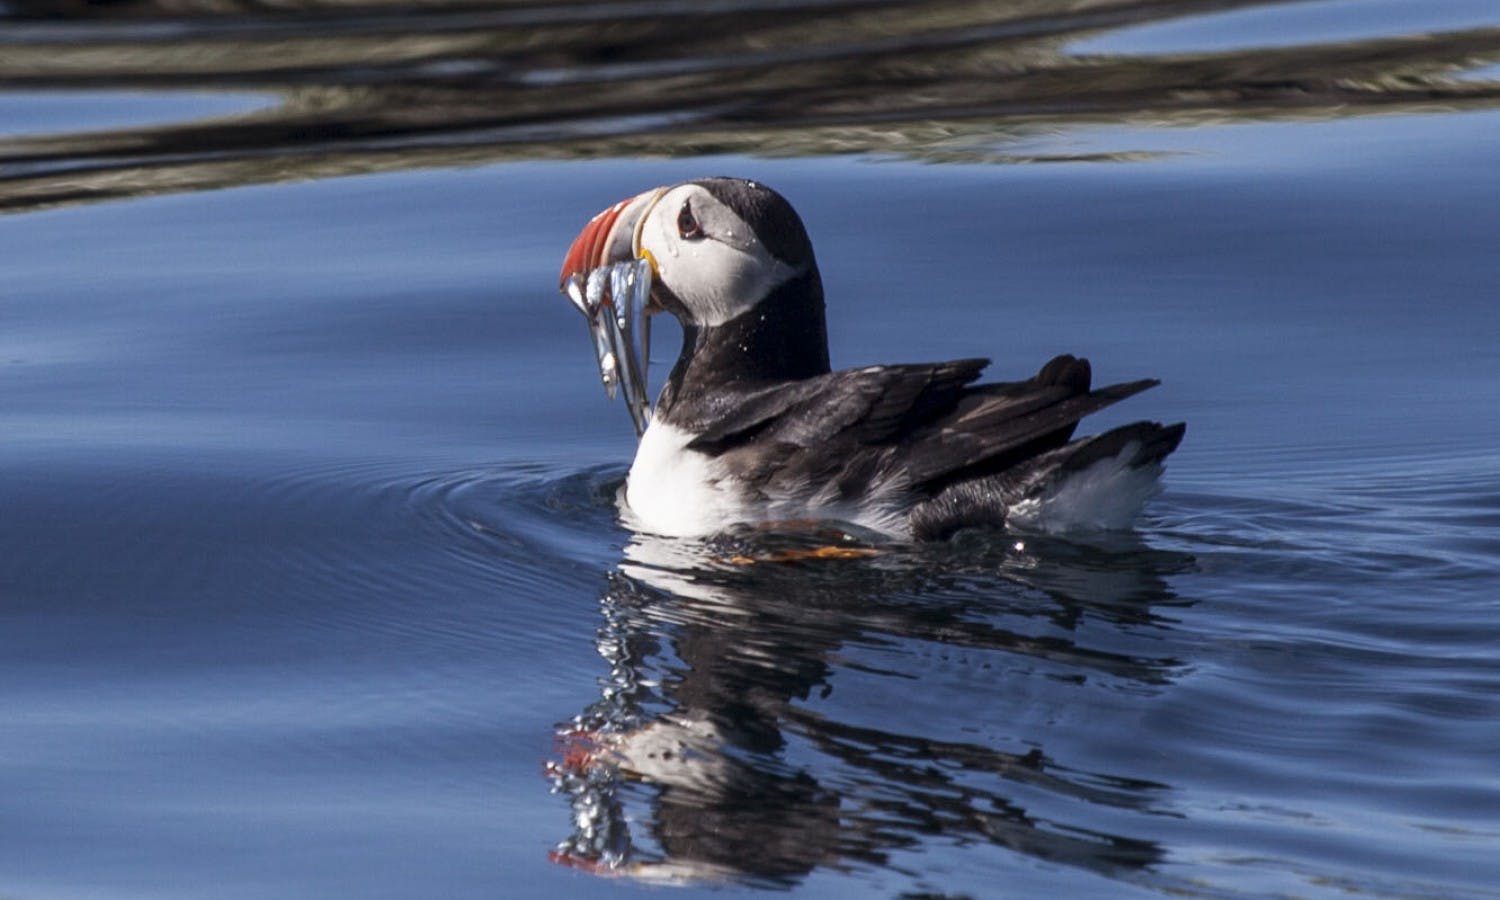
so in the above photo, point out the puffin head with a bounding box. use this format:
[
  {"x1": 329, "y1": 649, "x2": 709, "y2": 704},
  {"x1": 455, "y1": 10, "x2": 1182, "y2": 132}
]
[{"x1": 559, "y1": 177, "x2": 819, "y2": 328}]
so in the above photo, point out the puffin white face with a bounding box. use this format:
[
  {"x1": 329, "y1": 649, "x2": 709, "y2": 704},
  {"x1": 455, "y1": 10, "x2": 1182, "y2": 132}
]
[
  {"x1": 635, "y1": 183, "x2": 801, "y2": 328},
  {"x1": 558, "y1": 178, "x2": 831, "y2": 430}
]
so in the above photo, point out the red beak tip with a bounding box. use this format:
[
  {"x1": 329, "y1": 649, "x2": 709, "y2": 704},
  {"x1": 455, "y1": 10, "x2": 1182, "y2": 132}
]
[{"x1": 558, "y1": 195, "x2": 640, "y2": 291}]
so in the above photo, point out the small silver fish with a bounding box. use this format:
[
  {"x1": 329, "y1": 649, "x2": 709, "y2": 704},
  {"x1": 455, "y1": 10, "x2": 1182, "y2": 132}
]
[
  {"x1": 563, "y1": 259, "x2": 654, "y2": 436},
  {"x1": 630, "y1": 256, "x2": 653, "y2": 431}
]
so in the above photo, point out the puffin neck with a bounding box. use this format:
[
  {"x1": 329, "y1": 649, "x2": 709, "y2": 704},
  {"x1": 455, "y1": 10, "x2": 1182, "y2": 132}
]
[{"x1": 657, "y1": 268, "x2": 830, "y2": 423}]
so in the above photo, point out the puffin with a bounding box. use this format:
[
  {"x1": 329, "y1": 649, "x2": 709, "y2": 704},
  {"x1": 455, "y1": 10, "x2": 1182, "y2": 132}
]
[{"x1": 558, "y1": 177, "x2": 1184, "y2": 540}]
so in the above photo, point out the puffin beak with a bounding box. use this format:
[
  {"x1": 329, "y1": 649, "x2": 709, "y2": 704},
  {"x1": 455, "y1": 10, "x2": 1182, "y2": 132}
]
[
  {"x1": 558, "y1": 188, "x2": 664, "y2": 291},
  {"x1": 557, "y1": 187, "x2": 666, "y2": 438}
]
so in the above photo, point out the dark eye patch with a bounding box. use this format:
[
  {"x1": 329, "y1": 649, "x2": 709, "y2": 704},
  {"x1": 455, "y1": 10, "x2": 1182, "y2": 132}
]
[
  {"x1": 677, "y1": 201, "x2": 704, "y2": 239},
  {"x1": 692, "y1": 177, "x2": 813, "y2": 267}
]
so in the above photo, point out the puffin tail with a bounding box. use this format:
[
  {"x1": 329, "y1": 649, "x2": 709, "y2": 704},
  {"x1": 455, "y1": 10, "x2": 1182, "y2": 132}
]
[
  {"x1": 1049, "y1": 420, "x2": 1186, "y2": 476},
  {"x1": 908, "y1": 421, "x2": 1185, "y2": 540},
  {"x1": 1001, "y1": 421, "x2": 1186, "y2": 534}
]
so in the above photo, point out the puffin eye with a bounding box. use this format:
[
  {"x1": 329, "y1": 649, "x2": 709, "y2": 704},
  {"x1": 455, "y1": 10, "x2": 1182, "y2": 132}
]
[{"x1": 676, "y1": 202, "x2": 704, "y2": 240}]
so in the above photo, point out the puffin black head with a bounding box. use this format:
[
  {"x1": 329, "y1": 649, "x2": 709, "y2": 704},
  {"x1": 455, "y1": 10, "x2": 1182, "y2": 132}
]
[
  {"x1": 643, "y1": 178, "x2": 820, "y2": 329},
  {"x1": 686, "y1": 177, "x2": 816, "y2": 278},
  {"x1": 560, "y1": 178, "x2": 818, "y2": 325},
  {"x1": 560, "y1": 178, "x2": 831, "y2": 390}
]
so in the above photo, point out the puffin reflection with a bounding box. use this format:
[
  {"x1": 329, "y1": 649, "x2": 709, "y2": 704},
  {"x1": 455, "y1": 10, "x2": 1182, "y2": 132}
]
[{"x1": 548, "y1": 524, "x2": 1192, "y2": 885}]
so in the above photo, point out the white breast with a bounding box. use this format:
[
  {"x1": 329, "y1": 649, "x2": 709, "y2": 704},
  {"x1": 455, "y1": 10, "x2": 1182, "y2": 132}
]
[
  {"x1": 623, "y1": 419, "x2": 917, "y2": 538},
  {"x1": 623, "y1": 421, "x2": 748, "y2": 537}
]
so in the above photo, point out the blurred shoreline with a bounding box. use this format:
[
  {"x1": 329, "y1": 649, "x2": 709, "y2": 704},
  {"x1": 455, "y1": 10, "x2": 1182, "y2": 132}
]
[{"x1": 3, "y1": 0, "x2": 1499, "y2": 213}]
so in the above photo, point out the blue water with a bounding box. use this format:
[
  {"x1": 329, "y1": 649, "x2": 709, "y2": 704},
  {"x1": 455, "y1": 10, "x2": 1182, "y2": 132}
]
[
  {"x1": 1072, "y1": 0, "x2": 1500, "y2": 54},
  {"x1": 4, "y1": 2, "x2": 1500, "y2": 897}
]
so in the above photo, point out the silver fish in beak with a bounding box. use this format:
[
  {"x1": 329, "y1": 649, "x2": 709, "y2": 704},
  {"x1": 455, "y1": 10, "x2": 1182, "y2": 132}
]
[
  {"x1": 561, "y1": 258, "x2": 653, "y2": 435},
  {"x1": 558, "y1": 189, "x2": 665, "y2": 437}
]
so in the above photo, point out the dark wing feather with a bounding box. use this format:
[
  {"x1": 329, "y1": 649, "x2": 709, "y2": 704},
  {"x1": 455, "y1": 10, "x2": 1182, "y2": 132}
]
[
  {"x1": 690, "y1": 354, "x2": 1158, "y2": 502},
  {"x1": 900, "y1": 378, "x2": 1159, "y2": 488},
  {"x1": 686, "y1": 358, "x2": 987, "y2": 452}
]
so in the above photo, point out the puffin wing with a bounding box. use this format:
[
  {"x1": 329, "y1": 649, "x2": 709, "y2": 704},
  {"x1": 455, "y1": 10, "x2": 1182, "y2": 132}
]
[
  {"x1": 686, "y1": 357, "x2": 989, "y2": 452},
  {"x1": 898, "y1": 375, "x2": 1160, "y2": 488},
  {"x1": 694, "y1": 354, "x2": 1160, "y2": 501}
]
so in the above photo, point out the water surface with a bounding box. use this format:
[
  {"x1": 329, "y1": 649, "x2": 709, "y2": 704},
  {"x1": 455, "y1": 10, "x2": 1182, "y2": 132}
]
[{"x1": 3, "y1": 1, "x2": 1500, "y2": 897}]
